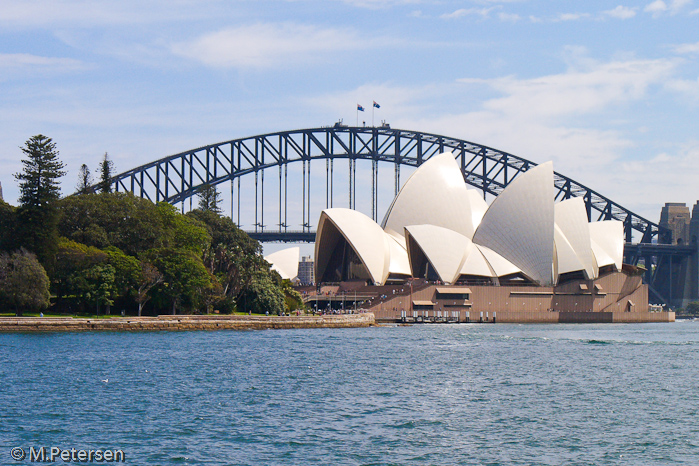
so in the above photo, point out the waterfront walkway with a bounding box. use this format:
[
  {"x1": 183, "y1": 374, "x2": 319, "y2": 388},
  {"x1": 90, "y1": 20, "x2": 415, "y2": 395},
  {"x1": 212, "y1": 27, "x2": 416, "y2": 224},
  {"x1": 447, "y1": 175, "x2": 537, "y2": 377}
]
[{"x1": 0, "y1": 313, "x2": 375, "y2": 332}]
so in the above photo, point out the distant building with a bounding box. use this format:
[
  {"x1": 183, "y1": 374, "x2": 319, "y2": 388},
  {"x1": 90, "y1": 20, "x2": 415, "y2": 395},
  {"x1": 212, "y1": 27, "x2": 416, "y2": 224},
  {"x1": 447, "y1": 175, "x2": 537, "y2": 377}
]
[
  {"x1": 0, "y1": 181, "x2": 3, "y2": 202},
  {"x1": 659, "y1": 203, "x2": 691, "y2": 245},
  {"x1": 298, "y1": 256, "x2": 314, "y2": 285}
]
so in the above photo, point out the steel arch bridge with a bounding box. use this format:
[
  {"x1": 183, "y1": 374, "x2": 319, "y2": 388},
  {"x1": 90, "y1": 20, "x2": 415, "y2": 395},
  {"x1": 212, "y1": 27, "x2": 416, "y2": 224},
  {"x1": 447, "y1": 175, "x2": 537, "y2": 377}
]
[{"x1": 108, "y1": 125, "x2": 660, "y2": 244}]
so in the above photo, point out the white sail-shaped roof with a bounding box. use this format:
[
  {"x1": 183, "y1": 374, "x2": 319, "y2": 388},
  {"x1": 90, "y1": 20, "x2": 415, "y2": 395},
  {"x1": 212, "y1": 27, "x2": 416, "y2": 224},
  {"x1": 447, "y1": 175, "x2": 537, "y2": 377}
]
[
  {"x1": 555, "y1": 197, "x2": 597, "y2": 279},
  {"x1": 265, "y1": 247, "x2": 300, "y2": 281},
  {"x1": 459, "y1": 244, "x2": 497, "y2": 278},
  {"x1": 315, "y1": 209, "x2": 390, "y2": 285},
  {"x1": 387, "y1": 235, "x2": 412, "y2": 277},
  {"x1": 589, "y1": 220, "x2": 624, "y2": 271},
  {"x1": 381, "y1": 152, "x2": 475, "y2": 239},
  {"x1": 472, "y1": 162, "x2": 555, "y2": 285},
  {"x1": 554, "y1": 224, "x2": 584, "y2": 279},
  {"x1": 590, "y1": 238, "x2": 615, "y2": 269},
  {"x1": 466, "y1": 189, "x2": 489, "y2": 232},
  {"x1": 404, "y1": 225, "x2": 472, "y2": 284},
  {"x1": 475, "y1": 244, "x2": 522, "y2": 278}
]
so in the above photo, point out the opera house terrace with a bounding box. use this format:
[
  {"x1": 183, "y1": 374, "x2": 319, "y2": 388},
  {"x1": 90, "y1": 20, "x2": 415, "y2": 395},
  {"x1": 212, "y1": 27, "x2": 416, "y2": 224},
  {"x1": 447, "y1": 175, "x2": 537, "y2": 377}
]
[{"x1": 274, "y1": 152, "x2": 673, "y2": 323}]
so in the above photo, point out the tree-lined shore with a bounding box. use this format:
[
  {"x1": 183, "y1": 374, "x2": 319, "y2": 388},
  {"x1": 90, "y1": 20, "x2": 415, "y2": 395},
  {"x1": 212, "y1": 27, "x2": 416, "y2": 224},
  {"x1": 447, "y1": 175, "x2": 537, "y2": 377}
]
[{"x1": 0, "y1": 135, "x2": 302, "y2": 316}]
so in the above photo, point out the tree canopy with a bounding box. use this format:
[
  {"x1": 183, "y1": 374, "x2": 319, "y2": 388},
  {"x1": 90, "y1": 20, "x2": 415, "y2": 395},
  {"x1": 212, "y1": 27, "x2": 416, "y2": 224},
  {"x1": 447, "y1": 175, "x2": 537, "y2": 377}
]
[
  {"x1": 0, "y1": 249, "x2": 50, "y2": 315},
  {"x1": 2, "y1": 136, "x2": 294, "y2": 316}
]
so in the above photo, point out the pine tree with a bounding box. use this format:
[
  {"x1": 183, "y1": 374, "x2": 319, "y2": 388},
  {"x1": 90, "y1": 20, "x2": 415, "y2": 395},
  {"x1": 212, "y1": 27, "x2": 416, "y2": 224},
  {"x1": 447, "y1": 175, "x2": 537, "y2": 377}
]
[
  {"x1": 76, "y1": 163, "x2": 93, "y2": 193},
  {"x1": 15, "y1": 135, "x2": 66, "y2": 208},
  {"x1": 197, "y1": 183, "x2": 222, "y2": 214},
  {"x1": 13, "y1": 135, "x2": 66, "y2": 269},
  {"x1": 99, "y1": 152, "x2": 114, "y2": 193}
]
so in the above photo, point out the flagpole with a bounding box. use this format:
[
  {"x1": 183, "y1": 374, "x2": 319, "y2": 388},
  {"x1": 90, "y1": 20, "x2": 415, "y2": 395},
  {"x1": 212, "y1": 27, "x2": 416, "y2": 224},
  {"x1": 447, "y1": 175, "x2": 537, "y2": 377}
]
[{"x1": 372, "y1": 105, "x2": 374, "y2": 127}]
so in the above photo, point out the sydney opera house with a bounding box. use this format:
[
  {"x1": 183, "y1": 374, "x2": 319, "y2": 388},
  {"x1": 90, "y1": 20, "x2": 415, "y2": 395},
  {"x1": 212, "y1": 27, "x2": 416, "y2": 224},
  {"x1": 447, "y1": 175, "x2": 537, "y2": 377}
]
[{"x1": 307, "y1": 152, "x2": 673, "y2": 323}]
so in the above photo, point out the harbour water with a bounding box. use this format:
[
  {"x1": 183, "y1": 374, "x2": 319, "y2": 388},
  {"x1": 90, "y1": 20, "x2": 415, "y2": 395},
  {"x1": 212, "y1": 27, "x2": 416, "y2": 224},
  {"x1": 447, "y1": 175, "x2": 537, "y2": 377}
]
[{"x1": 2, "y1": 322, "x2": 699, "y2": 465}]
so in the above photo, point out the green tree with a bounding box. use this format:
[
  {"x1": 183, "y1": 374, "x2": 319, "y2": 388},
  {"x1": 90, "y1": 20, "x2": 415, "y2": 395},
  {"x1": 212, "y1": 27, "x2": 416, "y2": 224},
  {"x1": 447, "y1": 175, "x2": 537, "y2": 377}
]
[
  {"x1": 155, "y1": 202, "x2": 210, "y2": 254},
  {"x1": 13, "y1": 135, "x2": 66, "y2": 267},
  {"x1": 280, "y1": 278, "x2": 304, "y2": 312},
  {"x1": 146, "y1": 248, "x2": 212, "y2": 314},
  {"x1": 0, "y1": 200, "x2": 16, "y2": 252},
  {"x1": 53, "y1": 238, "x2": 108, "y2": 311},
  {"x1": 99, "y1": 152, "x2": 114, "y2": 193},
  {"x1": 76, "y1": 163, "x2": 93, "y2": 194},
  {"x1": 104, "y1": 246, "x2": 141, "y2": 313},
  {"x1": 238, "y1": 267, "x2": 285, "y2": 315},
  {"x1": 197, "y1": 183, "x2": 222, "y2": 213},
  {"x1": 187, "y1": 208, "x2": 286, "y2": 314},
  {"x1": 686, "y1": 301, "x2": 699, "y2": 316},
  {"x1": 0, "y1": 249, "x2": 51, "y2": 315},
  {"x1": 83, "y1": 263, "x2": 117, "y2": 315},
  {"x1": 15, "y1": 135, "x2": 65, "y2": 208},
  {"x1": 59, "y1": 192, "x2": 163, "y2": 254},
  {"x1": 134, "y1": 262, "x2": 164, "y2": 316},
  {"x1": 57, "y1": 194, "x2": 210, "y2": 256}
]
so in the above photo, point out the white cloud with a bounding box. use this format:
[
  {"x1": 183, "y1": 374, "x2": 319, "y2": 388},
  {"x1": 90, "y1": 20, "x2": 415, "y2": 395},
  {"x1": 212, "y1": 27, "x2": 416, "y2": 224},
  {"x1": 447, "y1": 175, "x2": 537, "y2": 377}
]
[
  {"x1": 340, "y1": 0, "x2": 421, "y2": 8},
  {"x1": 498, "y1": 12, "x2": 521, "y2": 22},
  {"x1": 555, "y1": 12, "x2": 591, "y2": 21},
  {"x1": 440, "y1": 8, "x2": 494, "y2": 19},
  {"x1": 645, "y1": 0, "x2": 669, "y2": 15},
  {"x1": 0, "y1": 53, "x2": 85, "y2": 81},
  {"x1": 0, "y1": 53, "x2": 82, "y2": 69},
  {"x1": 0, "y1": 0, "x2": 218, "y2": 27},
  {"x1": 644, "y1": 0, "x2": 691, "y2": 16},
  {"x1": 171, "y1": 23, "x2": 372, "y2": 68},
  {"x1": 602, "y1": 5, "x2": 637, "y2": 19},
  {"x1": 665, "y1": 77, "x2": 699, "y2": 100},
  {"x1": 470, "y1": 58, "x2": 677, "y2": 120},
  {"x1": 673, "y1": 41, "x2": 699, "y2": 54},
  {"x1": 618, "y1": 142, "x2": 699, "y2": 208}
]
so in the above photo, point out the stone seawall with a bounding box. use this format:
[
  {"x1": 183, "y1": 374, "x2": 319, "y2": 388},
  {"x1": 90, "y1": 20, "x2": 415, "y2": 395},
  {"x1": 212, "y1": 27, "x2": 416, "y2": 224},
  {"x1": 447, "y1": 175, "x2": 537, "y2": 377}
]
[{"x1": 0, "y1": 313, "x2": 375, "y2": 332}]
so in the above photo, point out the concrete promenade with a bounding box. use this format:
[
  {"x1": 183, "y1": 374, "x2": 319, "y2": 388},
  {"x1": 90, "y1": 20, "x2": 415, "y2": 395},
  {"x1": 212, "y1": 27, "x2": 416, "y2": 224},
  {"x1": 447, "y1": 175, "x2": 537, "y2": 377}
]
[{"x1": 0, "y1": 313, "x2": 375, "y2": 332}]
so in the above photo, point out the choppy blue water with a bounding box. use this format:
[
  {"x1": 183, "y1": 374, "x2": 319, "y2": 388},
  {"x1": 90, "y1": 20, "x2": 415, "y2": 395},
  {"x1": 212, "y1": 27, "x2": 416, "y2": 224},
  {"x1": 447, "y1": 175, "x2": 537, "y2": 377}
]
[{"x1": 2, "y1": 322, "x2": 699, "y2": 465}]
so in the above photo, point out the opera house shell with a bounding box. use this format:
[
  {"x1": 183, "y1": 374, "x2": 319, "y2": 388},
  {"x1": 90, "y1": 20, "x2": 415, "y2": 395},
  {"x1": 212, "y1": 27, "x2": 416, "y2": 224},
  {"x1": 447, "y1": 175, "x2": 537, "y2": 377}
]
[{"x1": 313, "y1": 152, "x2": 673, "y2": 323}]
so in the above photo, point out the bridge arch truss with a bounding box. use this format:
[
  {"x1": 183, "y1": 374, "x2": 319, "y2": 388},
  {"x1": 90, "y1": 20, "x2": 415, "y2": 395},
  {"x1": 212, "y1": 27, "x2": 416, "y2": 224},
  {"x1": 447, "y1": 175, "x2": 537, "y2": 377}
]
[{"x1": 110, "y1": 126, "x2": 659, "y2": 243}]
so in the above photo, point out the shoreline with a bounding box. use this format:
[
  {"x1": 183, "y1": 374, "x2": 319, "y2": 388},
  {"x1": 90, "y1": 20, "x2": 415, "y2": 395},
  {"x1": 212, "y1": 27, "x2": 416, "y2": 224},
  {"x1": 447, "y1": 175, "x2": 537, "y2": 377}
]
[{"x1": 0, "y1": 313, "x2": 376, "y2": 332}]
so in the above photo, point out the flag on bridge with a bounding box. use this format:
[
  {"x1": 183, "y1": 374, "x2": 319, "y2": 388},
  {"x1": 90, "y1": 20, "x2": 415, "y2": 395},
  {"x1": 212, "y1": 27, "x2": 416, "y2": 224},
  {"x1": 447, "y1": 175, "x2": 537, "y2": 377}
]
[
  {"x1": 357, "y1": 104, "x2": 365, "y2": 112},
  {"x1": 373, "y1": 101, "x2": 380, "y2": 109}
]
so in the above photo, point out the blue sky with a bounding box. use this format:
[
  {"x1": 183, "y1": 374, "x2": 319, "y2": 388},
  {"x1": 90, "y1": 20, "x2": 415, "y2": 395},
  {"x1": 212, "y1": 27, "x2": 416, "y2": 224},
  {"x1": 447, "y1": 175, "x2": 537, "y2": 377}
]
[{"x1": 1, "y1": 0, "x2": 698, "y2": 254}]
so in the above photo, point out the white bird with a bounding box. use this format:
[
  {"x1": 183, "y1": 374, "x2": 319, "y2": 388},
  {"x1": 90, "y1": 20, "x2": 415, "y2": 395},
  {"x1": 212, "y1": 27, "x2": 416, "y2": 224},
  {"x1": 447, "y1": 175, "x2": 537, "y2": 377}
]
[{"x1": 101, "y1": 378, "x2": 109, "y2": 383}]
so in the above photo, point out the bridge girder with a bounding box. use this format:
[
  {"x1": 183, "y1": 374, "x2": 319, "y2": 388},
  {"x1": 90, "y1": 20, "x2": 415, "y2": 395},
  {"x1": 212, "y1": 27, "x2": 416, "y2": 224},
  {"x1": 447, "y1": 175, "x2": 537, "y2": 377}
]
[{"x1": 108, "y1": 126, "x2": 660, "y2": 243}]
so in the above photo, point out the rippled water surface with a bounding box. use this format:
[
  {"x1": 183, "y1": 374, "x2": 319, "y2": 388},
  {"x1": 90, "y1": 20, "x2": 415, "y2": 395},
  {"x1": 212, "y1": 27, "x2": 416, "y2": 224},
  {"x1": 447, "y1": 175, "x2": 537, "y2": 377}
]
[{"x1": 2, "y1": 322, "x2": 699, "y2": 465}]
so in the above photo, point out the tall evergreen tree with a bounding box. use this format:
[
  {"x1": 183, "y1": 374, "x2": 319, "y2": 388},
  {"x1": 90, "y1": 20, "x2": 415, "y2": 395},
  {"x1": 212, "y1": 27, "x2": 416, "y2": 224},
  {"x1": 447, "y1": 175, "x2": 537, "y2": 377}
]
[
  {"x1": 197, "y1": 183, "x2": 222, "y2": 213},
  {"x1": 13, "y1": 135, "x2": 66, "y2": 268},
  {"x1": 76, "y1": 163, "x2": 93, "y2": 193},
  {"x1": 15, "y1": 135, "x2": 65, "y2": 208},
  {"x1": 99, "y1": 152, "x2": 114, "y2": 193}
]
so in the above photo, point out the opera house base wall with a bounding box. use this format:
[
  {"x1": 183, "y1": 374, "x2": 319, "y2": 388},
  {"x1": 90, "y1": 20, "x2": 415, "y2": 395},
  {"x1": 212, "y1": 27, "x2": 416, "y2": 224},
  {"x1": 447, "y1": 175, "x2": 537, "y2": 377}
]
[{"x1": 367, "y1": 271, "x2": 674, "y2": 324}]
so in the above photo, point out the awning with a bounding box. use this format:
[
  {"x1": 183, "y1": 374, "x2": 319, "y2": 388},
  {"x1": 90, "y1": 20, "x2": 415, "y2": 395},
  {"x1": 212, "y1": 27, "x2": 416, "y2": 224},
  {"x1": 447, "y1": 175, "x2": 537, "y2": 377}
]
[
  {"x1": 579, "y1": 284, "x2": 588, "y2": 290},
  {"x1": 436, "y1": 287, "x2": 472, "y2": 294},
  {"x1": 412, "y1": 300, "x2": 435, "y2": 306},
  {"x1": 594, "y1": 284, "x2": 603, "y2": 291}
]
